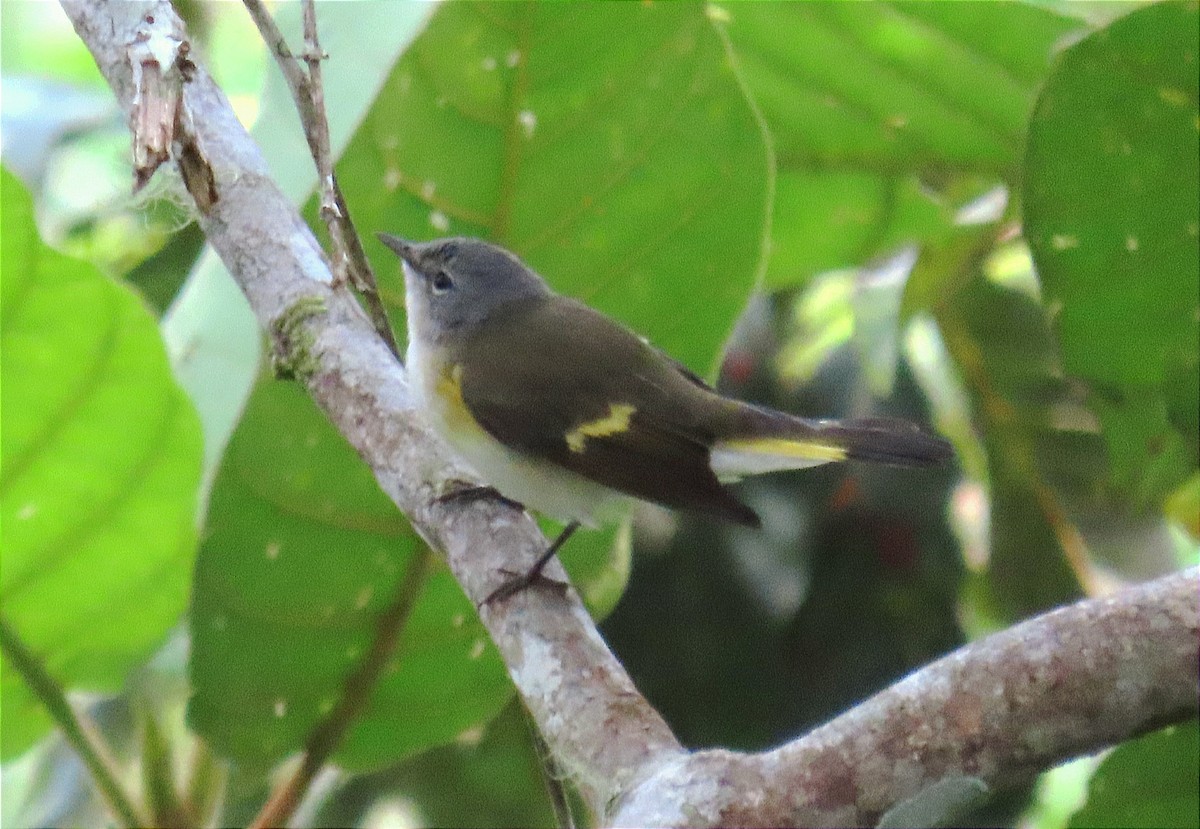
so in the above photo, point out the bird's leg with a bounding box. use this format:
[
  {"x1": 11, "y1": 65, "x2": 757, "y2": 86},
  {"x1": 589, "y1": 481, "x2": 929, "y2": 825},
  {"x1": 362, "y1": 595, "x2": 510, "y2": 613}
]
[
  {"x1": 435, "y1": 479, "x2": 524, "y2": 512},
  {"x1": 434, "y1": 482, "x2": 578, "y2": 605},
  {"x1": 482, "y1": 521, "x2": 581, "y2": 606}
]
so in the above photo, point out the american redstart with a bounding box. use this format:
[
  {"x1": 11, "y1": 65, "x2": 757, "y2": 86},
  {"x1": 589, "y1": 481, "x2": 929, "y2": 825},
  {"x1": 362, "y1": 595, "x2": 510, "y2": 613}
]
[{"x1": 378, "y1": 235, "x2": 952, "y2": 601}]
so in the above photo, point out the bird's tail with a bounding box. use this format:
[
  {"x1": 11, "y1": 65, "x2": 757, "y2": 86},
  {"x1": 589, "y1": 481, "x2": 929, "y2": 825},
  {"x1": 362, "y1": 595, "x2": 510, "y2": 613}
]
[{"x1": 709, "y1": 402, "x2": 952, "y2": 481}]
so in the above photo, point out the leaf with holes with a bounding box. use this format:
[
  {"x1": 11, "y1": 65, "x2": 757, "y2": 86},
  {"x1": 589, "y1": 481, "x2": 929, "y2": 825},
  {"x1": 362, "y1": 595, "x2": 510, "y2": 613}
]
[
  {"x1": 0, "y1": 166, "x2": 203, "y2": 759},
  {"x1": 1025, "y1": 2, "x2": 1200, "y2": 510},
  {"x1": 188, "y1": 374, "x2": 513, "y2": 770}
]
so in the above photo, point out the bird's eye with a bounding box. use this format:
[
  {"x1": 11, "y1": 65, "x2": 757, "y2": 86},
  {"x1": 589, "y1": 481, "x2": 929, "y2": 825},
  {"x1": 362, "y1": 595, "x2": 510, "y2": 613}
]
[{"x1": 431, "y1": 271, "x2": 454, "y2": 293}]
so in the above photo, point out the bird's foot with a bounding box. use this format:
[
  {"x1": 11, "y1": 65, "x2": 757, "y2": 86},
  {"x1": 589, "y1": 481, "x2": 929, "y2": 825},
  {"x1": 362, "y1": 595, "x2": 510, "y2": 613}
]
[
  {"x1": 480, "y1": 567, "x2": 570, "y2": 607},
  {"x1": 479, "y1": 520, "x2": 581, "y2": 607},
  {"x1": 435, "y1": 480, "x2": 524, "y2": 512}
]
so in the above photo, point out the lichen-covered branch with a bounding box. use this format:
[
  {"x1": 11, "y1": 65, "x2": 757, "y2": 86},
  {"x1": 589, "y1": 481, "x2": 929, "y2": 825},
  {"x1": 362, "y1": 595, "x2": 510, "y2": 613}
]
[{"x1": 61, "y1": 2, "x2": 1200, "y2": 826}]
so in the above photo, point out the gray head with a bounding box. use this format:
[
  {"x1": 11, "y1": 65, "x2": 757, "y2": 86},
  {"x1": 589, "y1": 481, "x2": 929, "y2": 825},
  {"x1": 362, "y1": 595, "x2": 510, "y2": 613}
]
[{"x1": 378, "y1": 235, "x2": 551, "y2": 347}]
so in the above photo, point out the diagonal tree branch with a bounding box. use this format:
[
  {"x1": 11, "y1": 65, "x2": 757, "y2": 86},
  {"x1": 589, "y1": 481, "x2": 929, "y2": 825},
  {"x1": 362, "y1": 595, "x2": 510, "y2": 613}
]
[{"x1": 61, "y1": 2, "x2": 1200, "y2": 826}]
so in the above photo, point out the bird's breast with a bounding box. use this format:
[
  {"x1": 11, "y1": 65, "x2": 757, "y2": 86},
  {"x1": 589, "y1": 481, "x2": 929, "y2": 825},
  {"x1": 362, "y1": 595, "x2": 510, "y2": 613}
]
[
  {"x1": 406, "y1": 337, "x2": 485, "y2": 444},
  {"x1": 404, "y1": 335, "x2": 622, "y2": 526}
]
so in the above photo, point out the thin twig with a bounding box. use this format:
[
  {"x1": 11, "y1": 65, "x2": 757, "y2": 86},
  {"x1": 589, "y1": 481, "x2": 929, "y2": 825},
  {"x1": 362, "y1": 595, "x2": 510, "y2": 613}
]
[
  {"x1": 140, "y1": 708, "x2": 194, "y2": 829},
  {"x1": 300, "y1": 0, "x2": 332, "y2": 166},
  {"x1": 241, "y1": 0, "x2": 309, "y2": 102},
  {"x1": 241, "y1": 0, "x2": 400, "y2": 359},
  {"x1": 298, "y1": 1, "x2": 398, "y2": 357},
  {"x1": 181, "y1": 736, "x2": 225, "y2": 828},
  {"x1": 0, "y1": 615, "x2": 150, "y2": 829},
  {"x1": 247, "y1": 546, "x2": 434, "y2": 829}
]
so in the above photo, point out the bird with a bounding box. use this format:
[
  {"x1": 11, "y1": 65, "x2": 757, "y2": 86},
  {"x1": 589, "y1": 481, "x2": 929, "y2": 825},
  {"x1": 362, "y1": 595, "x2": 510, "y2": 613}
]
[{"x1": 378, "y1": 234, "x2": 952, "y2": 602}]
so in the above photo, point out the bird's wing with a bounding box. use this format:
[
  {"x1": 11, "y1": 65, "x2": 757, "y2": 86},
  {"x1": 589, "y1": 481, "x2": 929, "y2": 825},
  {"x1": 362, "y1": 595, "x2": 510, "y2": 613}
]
[{"x1": 456, "y1": 298, "x2": 759, "y2": 526}]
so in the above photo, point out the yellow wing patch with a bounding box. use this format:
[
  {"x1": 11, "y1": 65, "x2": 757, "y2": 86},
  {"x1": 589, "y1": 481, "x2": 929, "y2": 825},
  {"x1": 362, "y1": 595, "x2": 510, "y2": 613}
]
[{"x1": 566, "y1": 403, "x2": 636, "y2": 453}]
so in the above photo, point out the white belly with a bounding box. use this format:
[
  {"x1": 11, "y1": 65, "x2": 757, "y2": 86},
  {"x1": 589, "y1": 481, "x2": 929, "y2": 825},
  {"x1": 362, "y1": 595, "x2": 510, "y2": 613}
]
[{"x1": 407, "y1": 337, "x2": 624, "y2": 526}]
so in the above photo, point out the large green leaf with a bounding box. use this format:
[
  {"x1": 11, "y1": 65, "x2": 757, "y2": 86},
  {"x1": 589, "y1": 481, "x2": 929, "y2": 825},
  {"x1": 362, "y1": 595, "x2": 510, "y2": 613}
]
[
  {"x1": 188, "y1": 374, "x2": 511, "y2": 770},
  {"x1": 1025, "y1": 2, "x2": 1200, "y2": 510},
  {"x1": 344, "y1": 0, "x2": 772, "y2": 375},
  {"x1": 723, "y1": 1, "x2": 1081, "y2": 289},
  {"x1": 0, "y1": 166, "x2": 203, "y2": 759},
  {"x1": 188, "y1": 376, "x2": 633, "y2": 770},
  {"x1": 1069, "y1": 720, "x2": 1199, "y2": 829},
  {"x1": 189, "y1": 367, "x2": 627, "y2": 772}
]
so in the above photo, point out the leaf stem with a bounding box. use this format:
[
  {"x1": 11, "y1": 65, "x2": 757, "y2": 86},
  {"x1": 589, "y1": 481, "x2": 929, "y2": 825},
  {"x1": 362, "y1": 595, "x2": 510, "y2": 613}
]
[
  {"x1": 247, "y1": 545, "x2": 434, "y2": 829},
  {"x1": 0, "y1": 615, "x2": 149, "y2": 828}
]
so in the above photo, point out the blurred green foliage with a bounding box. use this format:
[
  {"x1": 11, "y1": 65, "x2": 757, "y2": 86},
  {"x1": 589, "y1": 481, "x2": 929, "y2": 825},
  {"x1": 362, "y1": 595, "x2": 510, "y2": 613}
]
[
  {"x1": 0, "y1": 168, "x2": 203, "y2": 759},
  {"x1": 2, "y1": 2, "x2": 1196, "y2": 828},
  {"x1": 1025, "y1": 0, "x2": 1199, "y2": 513}
]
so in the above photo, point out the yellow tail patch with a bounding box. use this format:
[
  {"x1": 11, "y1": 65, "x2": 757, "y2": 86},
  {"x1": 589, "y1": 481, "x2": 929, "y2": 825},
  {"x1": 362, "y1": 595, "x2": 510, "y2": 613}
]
[{"x1": 710, "y1": 437, "x2": 847, "y2": 480}]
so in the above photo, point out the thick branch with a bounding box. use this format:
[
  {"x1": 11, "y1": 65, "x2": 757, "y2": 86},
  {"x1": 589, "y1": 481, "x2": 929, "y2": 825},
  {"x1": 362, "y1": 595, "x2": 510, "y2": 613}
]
[
  {"x1": 613, "y1": 567, "x2": 1199, "y2": 827},
  {"x1": 62, "y1": 3, "x2": 1199, "y2": 826}
]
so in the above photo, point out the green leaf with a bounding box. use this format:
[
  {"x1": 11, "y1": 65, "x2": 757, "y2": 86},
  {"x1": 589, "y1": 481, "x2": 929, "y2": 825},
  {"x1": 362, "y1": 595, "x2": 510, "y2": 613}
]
[
  {"x1": 877, "y1": 775, "x2": 989, "y2": 828},
  {"x1": 920, "y1": 231, "x2": 1184, "y2": 621},
  {"x1": 765, "y1": 170, "x2": 952, "y2": 292},
  {"x1": 313, "y1": 701, "x2": 560, "y2": 829},
  {"x1": 124, "y1": 222, "x2": 206, "y2": 314},
  {"x1": 0, "y1": 166, "x2": 203, "y2": 759},
  {"x1": 189, "y1": 374, "x2": 511, "y2": 770},
  {"x1": 343, "y1": 0, "x2": 772, "y2": 375},
  {"x1": 1069, "y1": 721, "x2": 1200, "y2": 829},
  {"x1": 1025, "y1": 2, "x2": 1200, "y2": 509},
  {"x1": 254, "y1": 2, "x2": 433, "y2": 204},
  {"x1": 187, "y1": 376, "x2": 629, "y2": 770},
  {"x1": 723, "y1": 1, "x2": 1081, "y2": 289}
]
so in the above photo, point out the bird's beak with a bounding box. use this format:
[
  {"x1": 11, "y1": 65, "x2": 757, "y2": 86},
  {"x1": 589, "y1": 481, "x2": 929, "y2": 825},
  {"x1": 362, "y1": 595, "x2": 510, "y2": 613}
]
[{"x1": 376, "y1": 232, "x2": 416, "y2": 266}]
